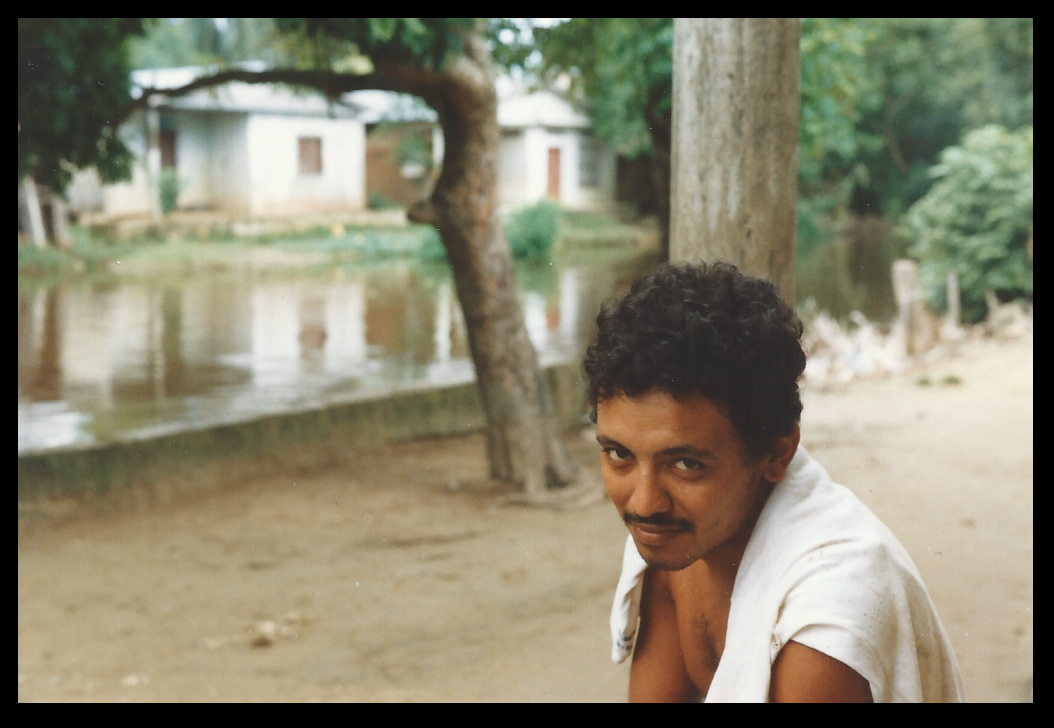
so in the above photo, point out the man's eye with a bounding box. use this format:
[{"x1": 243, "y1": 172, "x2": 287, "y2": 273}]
[
  {"x1": 673, "y1": 459, "x2": 701, "y2": 472},
  {"x1": 606, "y1": 448, "x2": 631, "y2": 463}
]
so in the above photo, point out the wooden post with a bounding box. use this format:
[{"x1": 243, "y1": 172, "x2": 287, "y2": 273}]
[{"x1": 670, "y1": 18, "x2": 800, "y2": 300}]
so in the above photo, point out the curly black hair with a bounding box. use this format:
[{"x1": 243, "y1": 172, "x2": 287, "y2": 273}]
[{"x1": 583, "y1": 262, "x2": 806, "y2": 459}]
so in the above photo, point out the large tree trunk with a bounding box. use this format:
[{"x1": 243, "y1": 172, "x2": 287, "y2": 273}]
[
  {"x1": 669, "y1": 18, "x2": 800, "y2": 299},
  {"x1": 410, "y1": 35, "x2": 579, "y2": 497}
]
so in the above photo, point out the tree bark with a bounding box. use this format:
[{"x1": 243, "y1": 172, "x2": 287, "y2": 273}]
[
  {"x1": 669, "y1": 18, "x2": 800, "y2": 299},
  {"x1": 411, "y1": 35, "x2": 579, "y2": 496}
]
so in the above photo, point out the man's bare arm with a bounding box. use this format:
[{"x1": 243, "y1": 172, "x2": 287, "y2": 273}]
[
  {"x1": 769, "y1": 640, "x2": 873, "y2": 703},
  {"x1": 629, "y1": 569, "x2": 700, "y2": 702}
]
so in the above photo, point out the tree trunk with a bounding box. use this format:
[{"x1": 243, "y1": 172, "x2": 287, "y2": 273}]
[
  {"x1": 410, "y1": 35, "x2": 579, "y2": 497},
  {"x1": 669, "y1": 18, "x2": 800, "y2": 299}
]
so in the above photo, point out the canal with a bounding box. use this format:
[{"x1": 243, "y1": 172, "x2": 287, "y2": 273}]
[{"x1": 18, "y1": 251, "x2": 657, "y2": 454}]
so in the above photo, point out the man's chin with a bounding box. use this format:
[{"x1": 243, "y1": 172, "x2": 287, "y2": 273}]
[{"x1": 633, "y1": 539, "x2": 697, "y2": 572}]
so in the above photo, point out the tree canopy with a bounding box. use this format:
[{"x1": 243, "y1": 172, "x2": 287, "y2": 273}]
[
  {"x1": 18, "y1": 18, "x2": 146, "y2": 192},
  {"x1": 524, "y1": 18, "x2": 1032, "y2": 248}
]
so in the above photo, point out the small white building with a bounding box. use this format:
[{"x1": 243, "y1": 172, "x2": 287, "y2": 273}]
[
  {"x1": 70, "y1": 65, "x2": 367, "y2": 218},
  {"x1": 345, "y1": 86, "x2": 617, "y2": 215},
  {"x1": 69, "y1": 69, "x2": 616, "y2": 221},
  {"x1": 496, "y1": 89, "x2": 616, "y2": 214}
]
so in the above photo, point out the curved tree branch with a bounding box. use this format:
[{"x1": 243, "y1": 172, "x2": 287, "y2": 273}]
[{"x1": 112, "y1": 66, "x2": 441, "y2": 129}]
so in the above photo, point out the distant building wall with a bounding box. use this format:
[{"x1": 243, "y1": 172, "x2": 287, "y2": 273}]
[
  {"x1": 203, "y1": 113, "x2": 251, "y2": 211},
  {"x1": 68, "y1": 109, "x2": 364, "y2": 219},
  {"x1": 245, "y1": 114, "x2": 366, "y2": 216},
  {"x1": 499, "y1": 126, "x2": 615, "y2": 214}
]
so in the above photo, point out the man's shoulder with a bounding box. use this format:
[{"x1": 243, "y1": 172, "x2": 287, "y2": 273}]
[
  {"x1": 743, "y1": 447, "x2": 922, "y2": 591},
  {"x1": 759, "y1": 448, "x2": 891, "y2": 536}
]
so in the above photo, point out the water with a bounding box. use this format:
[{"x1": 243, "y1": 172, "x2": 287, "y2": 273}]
[{"x1": 18, "y1": 253, "x2": 656, "y2": 454}]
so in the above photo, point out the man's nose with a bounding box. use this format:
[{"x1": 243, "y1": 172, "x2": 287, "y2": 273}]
[{"x1": 627, "y1": 464, "x2": 671, "y2": 517}]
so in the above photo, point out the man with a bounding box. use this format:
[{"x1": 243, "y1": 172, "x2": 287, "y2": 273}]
[{"x1": 584, "y1": 262, "x2": 964, "y2": 702}]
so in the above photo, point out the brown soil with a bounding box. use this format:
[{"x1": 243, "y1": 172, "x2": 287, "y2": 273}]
[{"x1": 18, "y1": 334, "x2": 1032, "y2": 702}]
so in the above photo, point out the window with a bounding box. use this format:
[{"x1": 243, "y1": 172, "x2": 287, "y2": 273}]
[{"x1": 298, "y1": 137, "x2": 322, "y2": 176}]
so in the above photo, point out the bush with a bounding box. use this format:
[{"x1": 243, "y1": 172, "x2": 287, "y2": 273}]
[
  {"x1": 158, "y1": 168, "x2": 182, "y2": 214},
  {"x1": 904, "y1": 125, "x2": 1033, "y2": 322},
  {"x1": 504, "y1": 200, "x2": 560, "y2": 258},
  {"x1": 368, "y1": 190, "x2": 401, "y2": 210}
]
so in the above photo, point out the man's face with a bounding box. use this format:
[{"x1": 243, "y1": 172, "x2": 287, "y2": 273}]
[{"x1": 596, "y1": 389, "x2": 777, "y2": 571}]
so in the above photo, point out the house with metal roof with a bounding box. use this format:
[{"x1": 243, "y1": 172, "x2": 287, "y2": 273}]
[
  {"x1": 70, "y1": 65, "x2": 367, "y2": 218},
  {"x1": 494, "y1": 88, "x2": 616, "y2": 214},
  {"x1": 345, "y1": 85, "x2": 616, "y2": 214},
  {"x1": 69, "y1": 69, "x2": 616, "y2": 220}
]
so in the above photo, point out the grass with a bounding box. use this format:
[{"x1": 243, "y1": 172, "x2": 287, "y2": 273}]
[{"x1": 18, "y1": 210, "x2": 643, "y2": 285}]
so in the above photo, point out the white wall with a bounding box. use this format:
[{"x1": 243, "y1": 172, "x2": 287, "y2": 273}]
[
  {"x1": 171, "y1": 112, "x2": 212, "y2": 209},
  {"x1": 499, "y1": 126, "x2": 616, "y2": 214},
  {"x1": 97, "y1": 112, "x2": 155, "y2": 217},
  {"x1": 204, "y1": 113, "x2": 251, "y2": 210},
  {"x1": 245, "y1": 114, "x2": 366, "y2": 216}
]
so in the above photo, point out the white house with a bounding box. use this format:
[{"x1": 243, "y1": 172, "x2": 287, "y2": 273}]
[
  {"x1": 495, "y1": 89, "x2": 616, "y2": 214},
  {"x1": 70, "y1": 65, "x2": 367, "y2": 218},
  {"x1": 345, "y1": 86, "x2": 617, "y2": 214},
  {"x1": 69, "y1": 68, "x2": 615, "y2": 221}
]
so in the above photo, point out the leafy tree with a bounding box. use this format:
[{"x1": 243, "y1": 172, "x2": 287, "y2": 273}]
[
  {"x1": 128, "y1": 18, "x2": 290, "y2": 70},
  {"x1": 18, "y1": 18, "x2": 146, "y2": 192},
  {"x1": 840, "y1": 18, "x2": 1032, "y2": 218},
  {"x1": 905, "y1": 125, "x2": 1033, "y2": 322},
  {"x1": 531, "y1": 19, "x2": 673, "y2": 256},
  {"x1": 23, "y1": 18, "x2": 583, "y2": 499}
]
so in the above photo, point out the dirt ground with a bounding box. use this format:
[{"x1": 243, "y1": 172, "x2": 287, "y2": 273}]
[{"x1": 18, "y1": 334, "x2": 1032, "y2": 702}]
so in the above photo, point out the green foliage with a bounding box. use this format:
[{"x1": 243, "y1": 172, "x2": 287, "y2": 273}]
[
  {"x1": 273, "y1": 18, "x2": 477, "y2": 70},
  {"x1": 798, "y1": 19, "x2": 882, "y2": 189},
  {"x1": 841, "y1": 19, "x2": 1032, "y2": 217},
  {"x1": 533, "y1": 18, "x2": 672, "y2": 158},
  {"x1": 795, "y1": 18, "x2": 1033, "y2": 292},
  {"x1": 129, "y1": 18, "x2": 288, "y2": 69},
  {"x1": 905, "y1": 125, "x2": 1033, "y2": 322},
  {"x1": 394, "y1": 130, "x2": 433, "y2": 173},
  {"x1": 504, "y1": 200, "x2": 560, "y2": 259},
  {"x1": 158, "y1": 169, "x2": 182, "y2": 214},
  {"x1": 367, "y1": 191, "x2": 401, "y2": 210},
  {"x1": 18, "y1": 18, "x2": 146, "y2": 192},
  {"x1": 419, "y1": 227, "x2": 448, "y2": 262}
]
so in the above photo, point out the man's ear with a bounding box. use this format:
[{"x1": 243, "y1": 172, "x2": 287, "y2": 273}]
[{"x1": 761, "y1": 422, "x2": 800, "y2": 484}]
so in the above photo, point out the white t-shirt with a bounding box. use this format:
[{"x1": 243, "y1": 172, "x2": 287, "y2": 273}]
[{"x1": 610, "y1": 446, "x2": 965, "y2": 702}]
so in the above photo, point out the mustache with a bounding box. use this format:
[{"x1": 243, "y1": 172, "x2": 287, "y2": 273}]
[{"x1": 623, "y1": 512, "x2": 694, "y2": 532}]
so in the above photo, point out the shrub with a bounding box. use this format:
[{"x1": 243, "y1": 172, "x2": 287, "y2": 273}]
[
  {"x1": 158, "y1": 168, "x2": 182, "y2": 214},
  {"x1": 368, "y1": 190, "x2": 401, "y2": 210},
  {"x1": 504, "y1": 200, "x2": 560, "y2": 258},
  {"x1": 904, "y1": 125, "x2": 1033, "y2": 322}
]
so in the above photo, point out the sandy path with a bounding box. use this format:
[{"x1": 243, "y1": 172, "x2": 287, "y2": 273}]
[{"x1": 18, "y1": 335, "x2": 1031, "y2": 702}]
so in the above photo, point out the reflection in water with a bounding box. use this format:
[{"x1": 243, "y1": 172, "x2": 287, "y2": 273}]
[{"x1": 17, "y1": 254, "x2": 655, "y2": 453}]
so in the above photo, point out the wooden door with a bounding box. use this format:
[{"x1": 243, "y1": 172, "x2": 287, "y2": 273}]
[{"x1": 547, "y1": 147, "x2": 561, "y2": 199}]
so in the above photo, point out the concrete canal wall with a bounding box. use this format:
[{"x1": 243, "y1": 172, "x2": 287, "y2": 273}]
[{"x1": 18, "y1": 364, "x2": 589, "y2": 501}]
